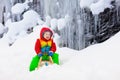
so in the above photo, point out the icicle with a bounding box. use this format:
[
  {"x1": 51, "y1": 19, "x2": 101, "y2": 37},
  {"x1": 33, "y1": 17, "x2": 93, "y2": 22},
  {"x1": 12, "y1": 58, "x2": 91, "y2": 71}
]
[
  {"x1": 93, "y1": 14, "x2": 99, "y2": 43},
  {"x1": 116, "y1": 3, "x2": 120, "y2": 23}
]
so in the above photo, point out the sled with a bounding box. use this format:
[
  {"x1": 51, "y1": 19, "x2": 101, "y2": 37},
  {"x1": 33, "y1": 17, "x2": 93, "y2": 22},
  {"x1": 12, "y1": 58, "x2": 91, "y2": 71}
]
[{"x1": 29, "y1": 53, "x2": 59, "y2": 71}]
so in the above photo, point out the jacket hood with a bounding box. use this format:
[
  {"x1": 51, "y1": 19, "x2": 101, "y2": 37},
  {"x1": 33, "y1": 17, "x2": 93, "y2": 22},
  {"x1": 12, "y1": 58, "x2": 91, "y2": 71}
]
[{"x1": 40, "y1": 27, "x2": 53, "y2": 41}]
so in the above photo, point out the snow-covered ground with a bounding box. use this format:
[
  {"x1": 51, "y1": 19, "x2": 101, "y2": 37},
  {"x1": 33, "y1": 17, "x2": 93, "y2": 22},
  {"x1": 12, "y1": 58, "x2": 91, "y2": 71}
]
[{"x1": 0, "y1": 24, "x2": 120, "y2": 80}]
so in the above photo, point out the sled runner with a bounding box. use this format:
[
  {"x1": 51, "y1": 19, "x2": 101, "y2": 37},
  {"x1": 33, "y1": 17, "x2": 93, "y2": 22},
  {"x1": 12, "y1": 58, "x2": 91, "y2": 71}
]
[{"x1": 29, "y1": 53, "x2": 59, "y2": 71}]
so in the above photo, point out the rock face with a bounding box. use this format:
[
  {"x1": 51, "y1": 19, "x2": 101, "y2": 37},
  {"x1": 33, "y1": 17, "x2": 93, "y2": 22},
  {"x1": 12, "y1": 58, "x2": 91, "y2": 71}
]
[
  {"x1": 95, "y1": 5, "x2": 120, "y2": 43},
  {"x1": 82, "y1": 1, "x2": 120, "y2": 48}
]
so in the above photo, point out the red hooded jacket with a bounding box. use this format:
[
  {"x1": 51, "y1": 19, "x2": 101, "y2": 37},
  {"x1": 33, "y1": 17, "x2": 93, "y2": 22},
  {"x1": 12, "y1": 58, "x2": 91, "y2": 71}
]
[{"x1": 34, "y1": 27, "x2": 56, "y2": 54}]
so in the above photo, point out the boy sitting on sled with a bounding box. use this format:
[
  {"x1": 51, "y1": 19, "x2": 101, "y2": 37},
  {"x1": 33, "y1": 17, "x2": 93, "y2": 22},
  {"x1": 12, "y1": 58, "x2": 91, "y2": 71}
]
[
  {"x1": 35, "y1": 27, "x2": 57, "y2": 68},
  {"x1": 29, "y1": 27, "x2": 59, "y2": 71}
]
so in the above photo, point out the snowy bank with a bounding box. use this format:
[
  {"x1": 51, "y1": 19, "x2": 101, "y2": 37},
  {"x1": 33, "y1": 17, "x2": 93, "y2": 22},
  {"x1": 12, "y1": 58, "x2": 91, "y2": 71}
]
[{"x1": 0, "y1": 23, "x2": 120, "y2": 80}]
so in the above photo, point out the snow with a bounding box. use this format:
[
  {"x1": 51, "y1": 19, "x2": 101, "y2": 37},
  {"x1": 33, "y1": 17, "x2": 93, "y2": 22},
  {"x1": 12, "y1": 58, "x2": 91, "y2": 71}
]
[
  {"x1": 50, "y1": 18, "x2": 57, "y2": 30},
  {"x1": 23, "y1": 10, "x2": 40, "y2": 27},
  {"x1": 90, "y1": 0, "x2": 113, "y2": 14},
  {"x1": 0, "y1": 0, "x2": 120, "y2": 79},
  {"x1": 51, "y1": 15, "x2": 71, "y2": 30},
  {"x1": 116, "y1": 0, "x2": 120, "y2": 6},
  {"x1": 0, "y1": 21, "x2": 120, "y2": 80},
  {"x1": 25, "y1": 0, "x2": 33, "y2": 3},
  {"x1": 80, "y1": 0, "x2": 113, "y2": 14},
  {"x1": 11, "y1": 3, "x2": 29, "y2": 14},
  {"x1": 1, "y1": 0, "x2": 120, "y2": 79},
  {"x1": 0, "y1": 23, "x2": 4, "y2": 34},
  {"x1": 57, "y1": 18, "x2": 66, "y2": 30},
  {"x1": 44, "y1": 16, "x2": 51, "y2": 27},
  {"x1": 53, "y1": 33, "x2": 60, "y2": 47},
  {"x1": 80, "y1": 0, "x2": 98, "y2": 8},
  {"x1": 5, "y1": 10, "x2": 40, "y2": 44}
]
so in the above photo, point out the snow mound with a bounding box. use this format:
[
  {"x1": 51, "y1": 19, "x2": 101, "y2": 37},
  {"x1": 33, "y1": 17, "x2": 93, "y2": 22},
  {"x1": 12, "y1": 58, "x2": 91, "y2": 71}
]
[
  {"x1": 11, "y1": 3, "x2": 29, "y2": 14},
  {"x1": 90, "y1": 0, "x2": 113, "y2": 14},
  {"x1": 5, "y1": 10, "x2": 40, "y2": 44},
  {"x1": 80, "y1": 0, "x2": 113, "y2": 14}
]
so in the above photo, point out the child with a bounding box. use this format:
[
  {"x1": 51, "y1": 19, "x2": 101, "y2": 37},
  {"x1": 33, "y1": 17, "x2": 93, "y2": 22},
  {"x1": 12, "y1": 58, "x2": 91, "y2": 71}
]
[
  {"x1": 35, "y1": 27, "x2": 57, "y2": 68},
  {"x1": 29, "y1": 27, "x2": 59, "y2": 71}
]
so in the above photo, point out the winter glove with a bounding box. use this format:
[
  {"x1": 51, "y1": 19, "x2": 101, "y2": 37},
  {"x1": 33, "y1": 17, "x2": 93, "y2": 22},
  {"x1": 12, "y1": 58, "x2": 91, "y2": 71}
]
[
  {"x1": 45, "y1": 46, "x2": 51, "y2": 53},
  {"x1": 38, "y1": 53, "x2": 43, "y2": 57},
  {"x1": 48, "y1": 51, "x2": 53, "y2": 56}
]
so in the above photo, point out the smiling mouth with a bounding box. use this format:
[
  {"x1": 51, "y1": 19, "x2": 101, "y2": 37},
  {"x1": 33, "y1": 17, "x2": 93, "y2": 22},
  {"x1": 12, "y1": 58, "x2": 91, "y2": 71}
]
[{"x1": 46, "y1": 37, "x2": 50, "y2": 39}]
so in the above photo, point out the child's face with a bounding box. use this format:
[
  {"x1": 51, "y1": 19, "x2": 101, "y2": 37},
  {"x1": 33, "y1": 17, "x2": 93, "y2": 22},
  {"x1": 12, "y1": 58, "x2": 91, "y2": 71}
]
[{"x1": 43, "y1": 31, "x2": 51, "y2": 40}]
